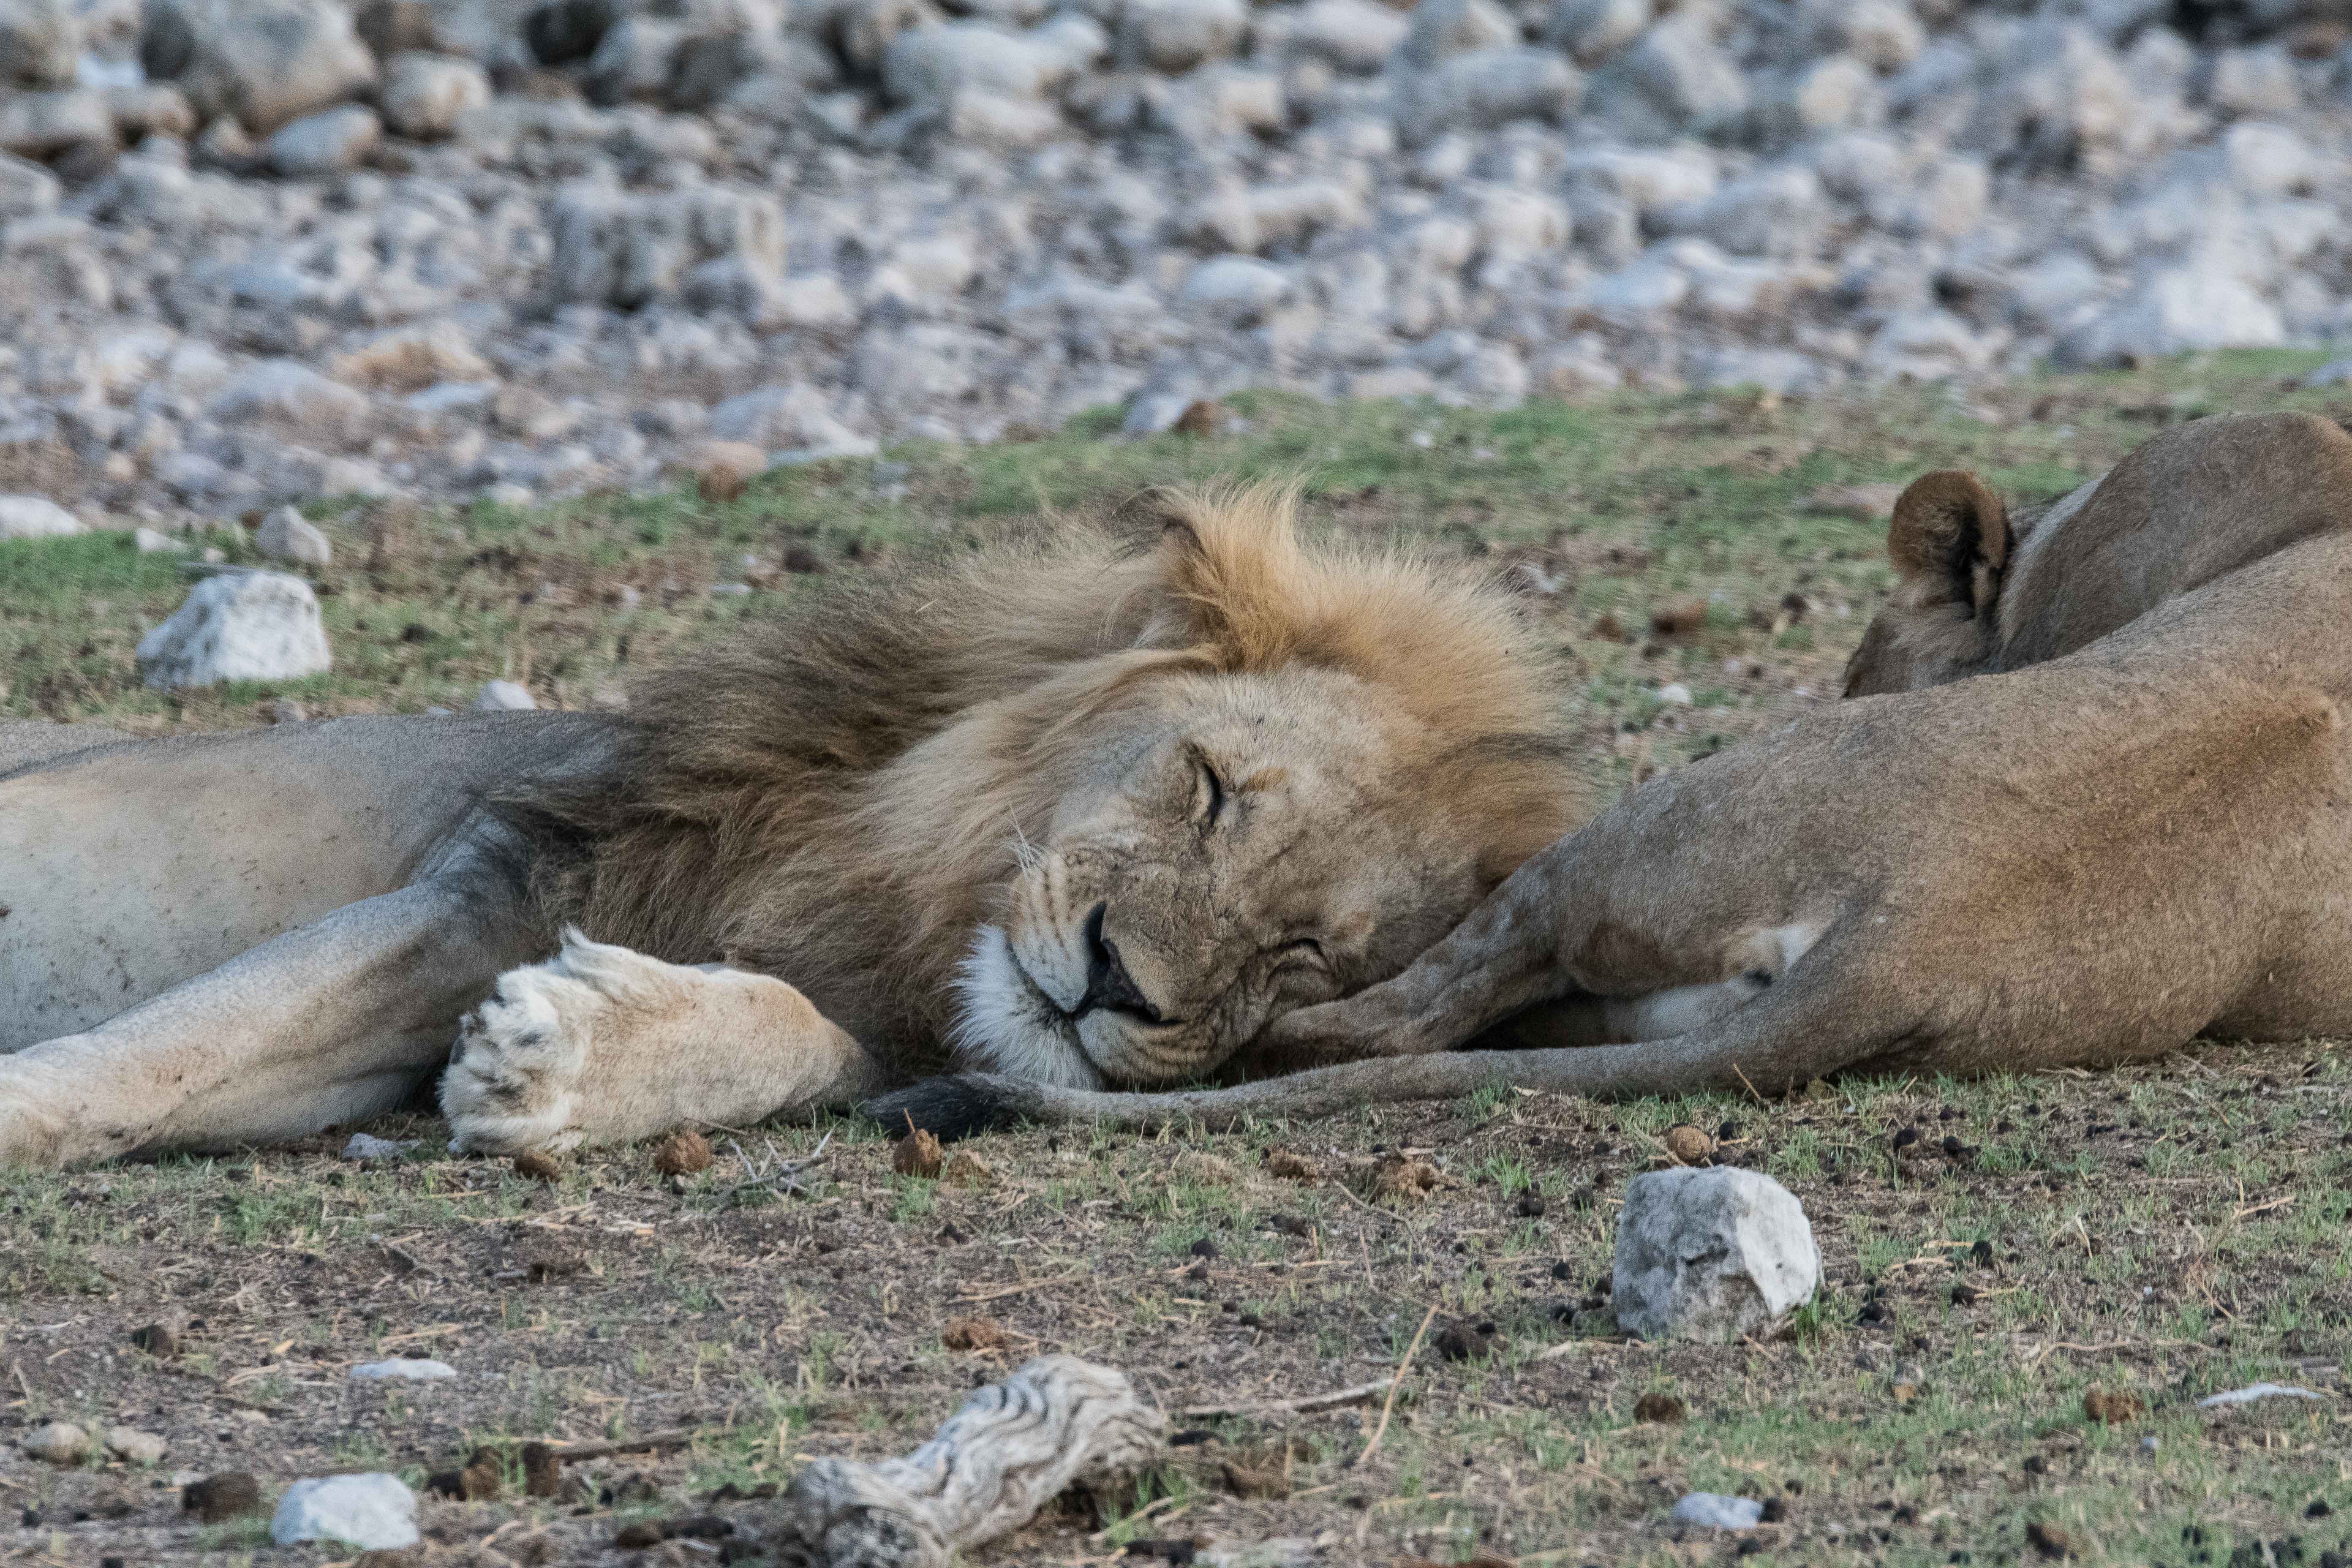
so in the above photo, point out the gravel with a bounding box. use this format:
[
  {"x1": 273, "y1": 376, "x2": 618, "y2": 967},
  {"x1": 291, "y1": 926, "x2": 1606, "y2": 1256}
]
[{"x1": 3, "y1": 0, "x2": 2352, "y2": 525}]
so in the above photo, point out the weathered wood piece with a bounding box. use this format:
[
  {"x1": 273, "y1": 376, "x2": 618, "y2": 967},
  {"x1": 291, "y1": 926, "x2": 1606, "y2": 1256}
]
[{"x1": 772, "y1": 1356, "x2": 1163, "y2": 1568}]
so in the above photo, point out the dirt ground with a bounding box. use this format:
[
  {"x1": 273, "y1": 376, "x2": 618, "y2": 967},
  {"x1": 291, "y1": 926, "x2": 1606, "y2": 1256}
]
[{"x1": 3, "y1": 353, "x2": 2349, "y2": 1565}]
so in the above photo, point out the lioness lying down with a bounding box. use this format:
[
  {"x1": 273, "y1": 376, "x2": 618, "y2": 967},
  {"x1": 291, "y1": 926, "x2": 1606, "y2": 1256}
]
[
  {"x1": 0, "y1": 488, "x2": 1589, "y2": 1167},
  {"x1": 873, "y1": 410, "x2": 2352, "y2": 1134}
]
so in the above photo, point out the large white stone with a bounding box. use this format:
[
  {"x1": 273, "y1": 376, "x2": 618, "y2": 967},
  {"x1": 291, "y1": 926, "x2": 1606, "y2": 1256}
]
[
  {"x1": 162, "y1": 0, "x2": 379, "y2": 135},
  {"x1": 1614, "y1": 1166, "x2": 1820, "y2": 1342},
  {"x1": 2058, "y1": 265, "x2": 2285, "y2": 368},
  {"x1": 136, "y1": 571, "x2": 333, "y2": 689},
  {"x1": 0, "y1": 494, "x2": 84, "y2": 539},
  {"x1": 0, "y1": 150, "x2": 60, "y2": 219},
  {"x1": 270, "y1": 1473, "x2": 419, "y2": 1551},
  {"x1": 265, "y1": 103, "x2": 381, "y2": 175},
  {"x1": 0, "y1": 0, "x2": 82, "y2": 86},
  {"x1": 379, "y1": 52, "x2": 491, "y2": 139}
]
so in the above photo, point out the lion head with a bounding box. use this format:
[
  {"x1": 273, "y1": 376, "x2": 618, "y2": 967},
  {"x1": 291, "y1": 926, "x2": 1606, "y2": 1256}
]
[{"x1": 498, "y1": 485, "x2": 1587, "y2": 1090}]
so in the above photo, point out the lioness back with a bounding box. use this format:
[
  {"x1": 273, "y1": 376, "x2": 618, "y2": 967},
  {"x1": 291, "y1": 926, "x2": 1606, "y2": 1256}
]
[{"x1": 1847, "y1": 411, "x2": 2352, "y2": 695}]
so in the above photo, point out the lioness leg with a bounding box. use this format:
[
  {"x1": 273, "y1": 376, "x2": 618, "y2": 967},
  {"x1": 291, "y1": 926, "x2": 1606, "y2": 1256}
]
[
  {"x1": 441, "y1": 931, "x2": 892, "y2": 1154},
  {"x1": 866, "y1": 950, "x2": 1887, "y2": 1135},
  {"x1": 0, "y1": 875, "x2": 532, "y2": 1168}
]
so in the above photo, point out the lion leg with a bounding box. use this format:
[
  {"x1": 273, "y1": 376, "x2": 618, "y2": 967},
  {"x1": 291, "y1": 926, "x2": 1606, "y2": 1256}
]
[
  {"x1": 441, "y1": 930, "x2": 893, "y2": 1155},
  {"x1": 0, "y1": 874, "x2": 531, "y2": 1168}
]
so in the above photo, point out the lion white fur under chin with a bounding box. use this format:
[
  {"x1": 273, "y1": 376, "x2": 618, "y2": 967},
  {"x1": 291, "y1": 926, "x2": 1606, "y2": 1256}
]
[
  {"x1": 441, "y1": 928, "x2": 882, "y2": 1155},
  {"x1": 951, "y1": 927, "x2": 1108, "y2": 1090}
]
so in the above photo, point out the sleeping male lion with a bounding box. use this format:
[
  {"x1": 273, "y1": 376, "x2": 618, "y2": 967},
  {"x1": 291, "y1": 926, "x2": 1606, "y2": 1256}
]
[
  {"x1": 872, "y1": 410, "x2": 2352, "y2": 1133},
  {"x1": 0, "y1": 488, "x2": 1588, "y2": 1167}
]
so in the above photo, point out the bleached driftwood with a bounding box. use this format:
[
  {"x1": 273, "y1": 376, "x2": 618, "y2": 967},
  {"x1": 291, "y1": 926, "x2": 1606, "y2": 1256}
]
[{"x1": 773, "y1": 1356, "x2": 1164, "y2": 1568}]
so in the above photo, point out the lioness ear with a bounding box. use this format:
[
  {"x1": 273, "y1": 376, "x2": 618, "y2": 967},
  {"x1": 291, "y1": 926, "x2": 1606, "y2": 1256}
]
[{"x1": 1887, "y1": 471, "x2": 2009, "y2": 618}]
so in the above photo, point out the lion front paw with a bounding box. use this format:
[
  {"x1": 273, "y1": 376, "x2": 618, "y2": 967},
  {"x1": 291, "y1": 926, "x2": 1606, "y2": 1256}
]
[{"x1": 438, "y1": 936, "x2": 617, "y2": 1155}]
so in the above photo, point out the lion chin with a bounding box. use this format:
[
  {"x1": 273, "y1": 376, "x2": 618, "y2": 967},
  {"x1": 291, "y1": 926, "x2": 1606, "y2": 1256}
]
[{"x1": 949, "y1": 926, "x2": 1109, "y2": 1091}]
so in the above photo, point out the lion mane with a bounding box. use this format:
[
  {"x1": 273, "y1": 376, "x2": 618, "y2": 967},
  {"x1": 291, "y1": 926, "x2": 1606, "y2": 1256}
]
[{"x1": 492, "y1": 485, "x2": 1587, "y2": 1078}]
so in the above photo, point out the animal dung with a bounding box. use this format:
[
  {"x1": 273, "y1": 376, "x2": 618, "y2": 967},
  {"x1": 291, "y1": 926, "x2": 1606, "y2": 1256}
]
[
  {"x1": 1661, "y1": 1124, "x2": 1716, "y2": 1165},
  {"x1": 1263, "y1": 1148, "x2": 1320, "y2": 1181},
  {"x1": 512, "y1": 1149, "x2": 562, "y2": 1182},
  {"x1": 893, "y1": 1127, "x2": 945, "y2": 1179},
  {"x1": 652, "y1": 1130, "x2": 713, "y2": 1176}
]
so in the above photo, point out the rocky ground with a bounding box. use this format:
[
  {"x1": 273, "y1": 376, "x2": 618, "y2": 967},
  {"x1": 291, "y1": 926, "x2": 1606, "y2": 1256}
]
[{"x1": 3, "y1": 0, "x2": 2352, "y2": 530}]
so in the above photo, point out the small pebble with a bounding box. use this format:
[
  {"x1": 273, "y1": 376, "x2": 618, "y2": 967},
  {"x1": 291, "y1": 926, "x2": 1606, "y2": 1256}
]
[
  {"x1": 21, "y1": 1422, "x2": 90, "y2": 1466},
  {"x1": 351, "y1": 1358, "x2": 457, "y2": 1382},
  {"x1": 105, "y1": 1426, "x2": 168, "y2": 1466}
]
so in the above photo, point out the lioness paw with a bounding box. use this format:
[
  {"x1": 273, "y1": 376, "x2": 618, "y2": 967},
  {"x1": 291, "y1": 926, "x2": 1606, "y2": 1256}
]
[{"x1": 440, "y1": 928, "x2": 660, "y2": 1154}]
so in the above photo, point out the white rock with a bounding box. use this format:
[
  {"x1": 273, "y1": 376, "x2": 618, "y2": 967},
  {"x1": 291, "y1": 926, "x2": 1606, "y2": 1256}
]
[
  {"x1": 1671, "y1": 1492, "x2": 1764, "y2": 1529},
  {"x1": 1399, "y1": 46, "x2": 1582, "y2": 144},
  {"x1": 1119, "y1": 0, "x2": 1248, "y2": 72},
  {"x1": 210, "y1": 359, "x2": 371, "y2": 447},
  {"x1": 1903, "y1": 156, "x2": 1988, "y2": 239},
  {"x1": 1181, "y1": 253, "x2": 1292, "y2": 317},
  {"x1": 2058, "y1": 265, "x2": 2285, "y2": 367},
  {"x1": 1283, "y1": 0, "x2": 1409, "y2": 72},
  {"x1": 1614, "y1": 1166, "x2": 1821, "y2": 1342},
  {"x1": 136, "y1": 571, "x2": 333, "y2": 690},
  {"x1": 379, "y1": 52, "x2": 491, "y2": 140},
  {"x1": 266, "y1": 103, "x2": 382, "y2": 176},
  {"x1": 709, "y1": 382, "x2": 860, "y2": 450},
  {"x1": 1614, "y1": 13, "x2": 1747, "y2": 134},
  {"x1": 1671, "y1": 165, "x2": 1827, "y2": 260},
  {"x1": 0, "y1": 88, "x2": 112, "y2": 158},
  {"x1": 0, "y1": 493, "x2": 84, "y2": 539},
  {"x1": 0, "y1": 151, "x2": 60, "y2": 220},
  {"x1": 884, "y1": 19, "x2": 1073, "y2": 103},
  {"x1": 105, "y1": 1426, "x2": 167, "y2": 1466},
  {"x1": 1655, "y1": 681, "x2": 1694, "y2": 705},
  {"x1": 1399, "y1": 0, "x2": 1516, "y2": 68},
  {"x1": 2206, "y1": 44, "x2": 2298, "y2": 117},
  {"x1": 270, "y1": 1473, "x2": 420, "y2": 1551},
  {"x1": 349, "y1": 1357, "x2": 456, "y2": 1381},
  {"x1": 1564, "y1": 145, "x2": 1717, "y2": 215},
  {"x1": 165, "y1": 0, "x2": 379, "y2": 134},
  {"x1": 2219, "y1": 120, "x2": 2321, "y2": 200},
  {"x1": 20, "y1": 1422, "x2": 90, "y2": 1465},
  {"x1": 134, "y1": 526, "x2": 183, "y2": 554},
  {"x1": 0, "y1": 0, "x2": 82, "y2": 86},
  {"x1": 2196, "y1": 1383, "x2": 2321, "y2": 1409},
  {"x1": 254, "y1": 506, "x2": 332, "y2": 568},
  {"x1": 1808, "y1": 0, "x2": 1921, "y2": 71},
  {"x1": 1549, "y1": 0, "x2": 1650, "y2": 65},
  {"x1": 471, "y1": 679, "x2": 537, "y2": 711},
  {"x1": 1781, "y1": 52, "x2": 1871, "y2": 132},
  {"x1": 544, "y1": 182, "x2": 788, "y2": 312}
]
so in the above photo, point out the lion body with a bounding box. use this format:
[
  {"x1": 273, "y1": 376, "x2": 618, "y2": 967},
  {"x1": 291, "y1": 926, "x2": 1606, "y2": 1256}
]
[{"x1": 0, "y1": 490, "x2": 1584, "y2": 1165}]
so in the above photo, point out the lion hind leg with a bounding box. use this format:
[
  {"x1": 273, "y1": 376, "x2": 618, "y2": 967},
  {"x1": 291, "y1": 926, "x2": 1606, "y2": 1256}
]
[{"x1": 442, "y1": 931, "x2": 891, "y2": 1155}]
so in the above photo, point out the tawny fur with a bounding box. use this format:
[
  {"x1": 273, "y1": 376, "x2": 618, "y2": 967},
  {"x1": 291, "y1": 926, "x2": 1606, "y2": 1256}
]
[{"x1": 489, "y1": 485, "x2": 1585, "y2": 1076}]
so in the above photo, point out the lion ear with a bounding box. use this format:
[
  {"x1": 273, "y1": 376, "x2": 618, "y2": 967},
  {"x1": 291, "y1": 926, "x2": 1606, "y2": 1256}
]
[
  {"x1": 1887, "y1": 470, "x2": 2008, "y2": 618},
  {"x1": 1126, "y1": 485, "x2": 1307, "y2": 668}
]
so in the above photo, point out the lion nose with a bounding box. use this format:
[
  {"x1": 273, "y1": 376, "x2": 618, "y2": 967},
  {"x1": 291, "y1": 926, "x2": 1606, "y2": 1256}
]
[{"x1": 1077, "y1": 902, "x2": 1166, "y2": 1024}]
